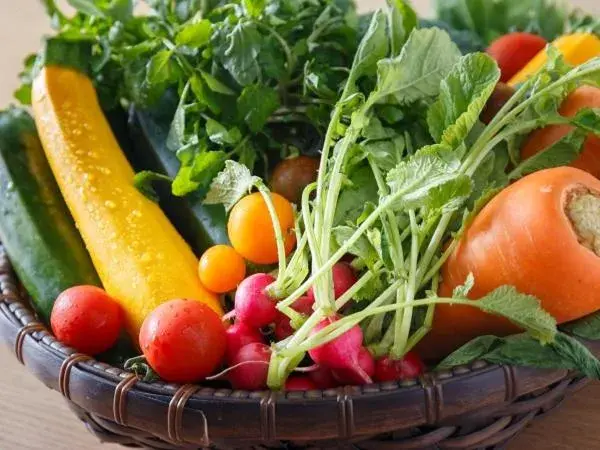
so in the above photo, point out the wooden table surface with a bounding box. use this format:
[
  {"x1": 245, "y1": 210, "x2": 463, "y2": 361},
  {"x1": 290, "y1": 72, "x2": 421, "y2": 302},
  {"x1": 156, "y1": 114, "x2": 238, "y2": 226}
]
[{"x1": 1, "y1": 1, "x2": 600, "y2": 449}]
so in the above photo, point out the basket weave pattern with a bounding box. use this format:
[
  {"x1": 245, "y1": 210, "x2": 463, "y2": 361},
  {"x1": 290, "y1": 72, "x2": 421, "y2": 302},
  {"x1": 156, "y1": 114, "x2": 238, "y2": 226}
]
[{"x1": 0, "y1": 246, "x2": 594, "y2": 449}]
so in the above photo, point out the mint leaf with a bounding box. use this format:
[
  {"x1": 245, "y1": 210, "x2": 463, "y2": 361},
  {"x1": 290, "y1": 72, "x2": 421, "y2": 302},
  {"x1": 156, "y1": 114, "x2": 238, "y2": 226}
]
[
  {"x1": 67, "y1": 0, "x2": 105, "y2": 17},
  {"x1": 222, "y1": 22, "x2": 262, "y2": 86},
  {"x1": 147, "y1": 50, "x2": 178, "y2": 85},
  {"x1": 509, "y1": 129, "x2": 587, "y2": 180},
  {"x1": 371, "y1": 28, "x2": 461, "y2": 105},
  {"x1": 477, "y1": 286, "x2": 557, "y2": 344},
  {"x1": 167, "y1": 82, "x2": 190, "y2": 151},
  {"x1": 133, "y1": 171, "x2": 172, "y2": 202},
  {"x1": 563, "y1": 312, "x2": 600, "y2": 341},
  {"x1": 176, "y1": 20, "x2": 212, "y2": 47},
  {"x1": 243, "y1": 0, "x2": 266, "y2": 18},
  {"x1": 206, "y1": 118, "x2": 242, "y2": 146},
  {"x1": 237, "y1": 85, "x2": 281, "y2": 132},
  {"x1": 204, "y1": 160, "x2": 260, "y2": 212},
  {"x1": 200, "y1": 70, "x2": 235, "y2": 95},
  {"x1": 172, "y1": 151, "x2": 226, "y2": 197},
  {"x1": 427, "y1": 53, "x2": 500, "y2": 148}
]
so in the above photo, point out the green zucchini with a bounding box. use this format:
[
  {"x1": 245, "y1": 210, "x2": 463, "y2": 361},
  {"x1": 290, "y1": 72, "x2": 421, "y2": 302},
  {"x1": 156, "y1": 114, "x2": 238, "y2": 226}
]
[
  {"x1": 0, "y1": 107, "x2": 100, "y2": 322},
  {"x1": 127, "y1": 98, "x2": 229, "y2": 255}
]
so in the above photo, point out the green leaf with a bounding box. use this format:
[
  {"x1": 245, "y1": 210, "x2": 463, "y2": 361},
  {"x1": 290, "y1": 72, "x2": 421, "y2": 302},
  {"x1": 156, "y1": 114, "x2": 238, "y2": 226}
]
[
  {"x1": 14, "y1": 85, "x2": 32, "y2": 106},
  {"x1": 237, "y1": 85, "x2": 281, "y2": 133},
  {"x1": 385, "y1": 147, "x2": 462, "y2": 209},
  {"x1": 570, "y1": 107, "x2": 600, "y2": 135},
  {"x1": 509, "y1": 129, "x2": 587, "y2": 180},
  {"x1": 206, "y1": 118, "x2": 242, "y2": 146},
  {"x1": 427, "y1": 53, "x2": 500, "y2": 148},
  {"x1": 425, "y1": 175, "x2": 473, "y2": 215},
  {"x1": 204, "y1": 160, "x2": 260, "y2": 212},
  {"x1": 453, "y1": 273, "x2": 474, "y2": 298},
  {"x1": 476, "y1": 286, "x2": 557, "y2": 344},
  {"x1": 334, "y1": 166, "x2": 379, "y2": 226},
  {"x1": 438, "y1": 333, "x2": 600, "y2": 379},
  {"x1": 243, "y1": 0, "x2": 266, "y2": 17},
  {"x1": 133, "y1": 171, "x2": 172, "y2": 202},
  {"x1": 437, "y1": 335, "x2": 500, "y2": 369},
  {"x1": 222, "y1": 22, "x2": 262, "y2": 86},
  {"x1": 347, "y1": 9, "x2": 389, "y2": 92},
  {"x1": 200, "y1": 70, "x2": 235, "y2": 95},
  {"x1": 371, "y1": 28, "x2": 461, "y2": 105},
  {"x1": 176, "y1": 19, "x2": 212, "y2": 47},
  {"x1": 333, "y1": 226, "x2": 380, "y2": 270},
  {"x1": 362, "y1": 136, "x2": 406, "y2": 171},
  {"x1": 147, "y1": 50, "x2": 177, "y2": 86},
  {"x1": 563, "y1": 312, "x2": 600, "y2": 341},
  {"x1": 386, "y1": 0, "x2": 417, "y2": 55},
  {"x1": 172, "y1": 151, "x2": 226, "y2": 197},
  {"x1": 67, "y1": 0, "x2": 106, "y2": 17},
  {"x1": 167, "y1": 82, "x2": 190, "y2": 152}
]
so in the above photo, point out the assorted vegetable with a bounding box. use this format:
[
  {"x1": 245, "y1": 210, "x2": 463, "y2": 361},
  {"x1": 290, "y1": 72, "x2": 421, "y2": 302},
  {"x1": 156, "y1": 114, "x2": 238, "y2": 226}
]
[{"x1": 2, "y1": 0, "x2": 600, "y2": 391}]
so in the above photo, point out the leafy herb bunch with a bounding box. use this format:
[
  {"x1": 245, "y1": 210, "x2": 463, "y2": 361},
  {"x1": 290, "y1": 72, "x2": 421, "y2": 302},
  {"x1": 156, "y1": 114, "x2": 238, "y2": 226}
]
[{"x1": 19, "y1": 0, "x2": 361, "y2": 193}]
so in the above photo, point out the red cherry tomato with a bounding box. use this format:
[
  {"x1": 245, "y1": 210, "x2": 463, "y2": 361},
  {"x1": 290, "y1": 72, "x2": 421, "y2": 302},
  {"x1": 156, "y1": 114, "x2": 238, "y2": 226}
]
[
  {"x1": 139, "y1": 299, "x2": 226, "y2": 383},
  {"x1": 374, "y1": 353, "x2": 426, "y2": 382},
  {"x1": 487, "y1": 32, "x2": 547, "y2": 82},
  {"x1": 51, "y1": 286, "x2": 123, "y2": 355}
]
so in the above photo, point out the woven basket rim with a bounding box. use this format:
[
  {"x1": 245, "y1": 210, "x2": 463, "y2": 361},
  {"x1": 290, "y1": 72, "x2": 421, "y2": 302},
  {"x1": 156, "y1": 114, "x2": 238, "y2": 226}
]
[{"x1": 0, "y1": 246, "x2": 594, "y2": 444}]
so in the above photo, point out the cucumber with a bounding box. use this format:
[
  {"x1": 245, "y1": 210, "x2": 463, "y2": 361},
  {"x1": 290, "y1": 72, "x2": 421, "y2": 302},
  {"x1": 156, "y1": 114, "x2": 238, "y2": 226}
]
[
  {"x1": 127, "y1": 96, "x2": 229, "y2": 255},
  {"x1": 0, "y1": 107, "x2": 100, "y2": 322}
]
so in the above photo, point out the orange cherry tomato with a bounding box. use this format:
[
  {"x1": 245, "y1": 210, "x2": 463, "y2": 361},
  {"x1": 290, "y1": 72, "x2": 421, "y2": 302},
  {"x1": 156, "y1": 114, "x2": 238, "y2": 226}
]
[
  {"x1": 522, "y1": 86, "x2": 600, "y2": 179},
  {"x1": 51, "y1": 286, "x2": 123, "y2": 355},
  {"x1": 417, "y1": 167, "x2": 600, "y2": 361},
  {"x1": 139, "y1": 299, "x2": 226, "y2": 383},
  {"x1": 227, "y1": 192, "x2": 296, "y2": 265},
  {"x1": 199, "y1": 245, "x2": 246, "y2": 293},
  {"x1": 487, "y1": 32, "x2": 547, "y2": 82}
]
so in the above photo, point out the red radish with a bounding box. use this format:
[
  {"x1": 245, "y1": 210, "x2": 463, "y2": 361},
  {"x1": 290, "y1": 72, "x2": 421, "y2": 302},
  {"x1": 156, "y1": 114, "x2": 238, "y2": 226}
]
[
  {"x1": 374, "y1": 353, "x2": 426, "y2": 382},
  {"x1": 308, "y1": 366, "x2": 338, "y2": 389},
  {"x1": 332, "y1": 347, "x2": 375, "y2": 385},
  {"x1": 308, "y1": 263, "x2": 357, "y2": 301},
  {"x1": 292, "y1": 295, "x2": 315, "y2": 315},
  {"x1": 228, "y1": 343, "x2": 272, "y2": 390},
  {"x1": 234, "y1": 273, "x2": 277, "y2": 328},
  {"x1": 308, "y1": 316, "x2": 367, "y2": 384},
  {"x1": 273, "y1": 312, "x2": 295, "y2": 341},
  {"x1": 285, "y1": 376, "x2": 318, "y2": 391},
  {"x1": 225, "y1": 322, "x2": 264, "y2": 362}
]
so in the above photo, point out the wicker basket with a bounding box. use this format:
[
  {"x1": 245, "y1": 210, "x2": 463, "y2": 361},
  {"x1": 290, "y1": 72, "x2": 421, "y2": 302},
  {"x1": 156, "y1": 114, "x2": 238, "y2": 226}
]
[{"x1": 0, "y1": 246, "x2": 597, "y2": 450}]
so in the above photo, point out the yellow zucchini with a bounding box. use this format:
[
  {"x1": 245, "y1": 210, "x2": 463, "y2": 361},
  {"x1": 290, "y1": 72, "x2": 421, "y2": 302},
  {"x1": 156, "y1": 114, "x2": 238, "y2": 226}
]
[
  {"x1": 32, "y1": 66, "x2": 222, "y2": 338},
  {"x1": 509, "y1": 33, "x2": 600, "y2": 86}
]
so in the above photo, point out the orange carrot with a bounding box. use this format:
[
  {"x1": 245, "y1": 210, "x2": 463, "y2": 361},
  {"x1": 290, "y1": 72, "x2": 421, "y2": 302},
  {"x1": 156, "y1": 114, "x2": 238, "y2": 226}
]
[{"x1": 418, "y1": 167, "x2": 600, "y2": 361}]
